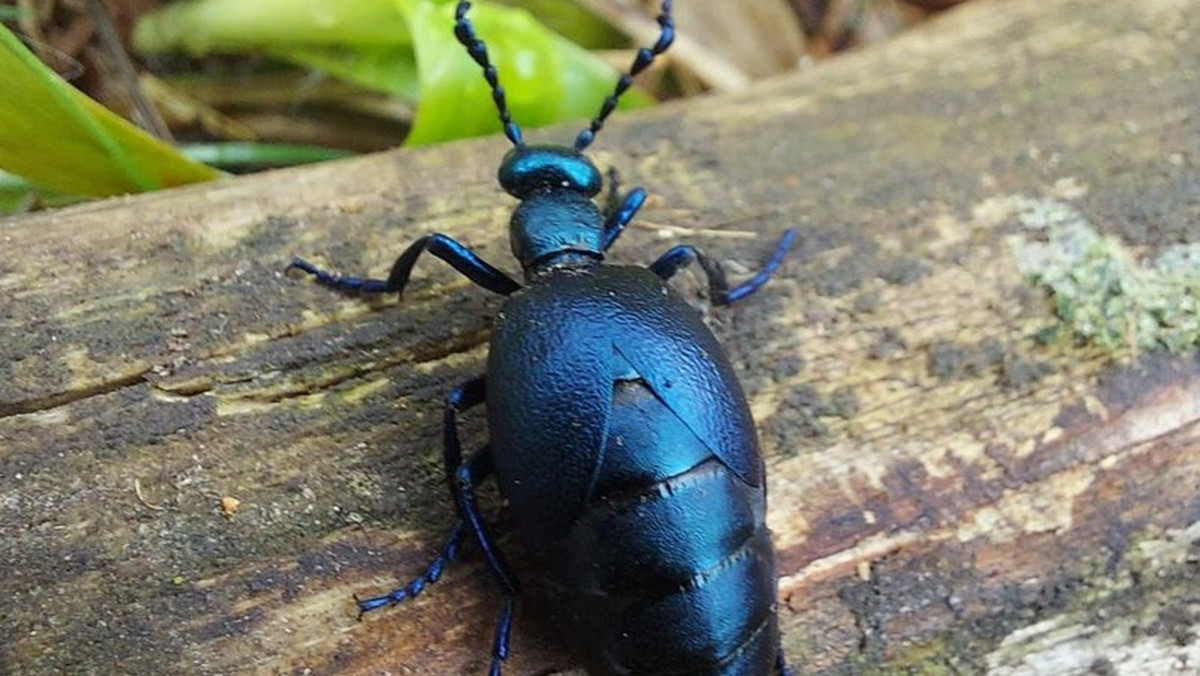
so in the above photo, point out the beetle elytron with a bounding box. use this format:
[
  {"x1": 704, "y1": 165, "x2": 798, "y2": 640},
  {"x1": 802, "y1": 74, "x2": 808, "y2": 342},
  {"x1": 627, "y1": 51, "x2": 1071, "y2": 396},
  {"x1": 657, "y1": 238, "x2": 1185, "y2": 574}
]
[{"x1": 291, "y1": 1, "x2": 796, "y2": 673}]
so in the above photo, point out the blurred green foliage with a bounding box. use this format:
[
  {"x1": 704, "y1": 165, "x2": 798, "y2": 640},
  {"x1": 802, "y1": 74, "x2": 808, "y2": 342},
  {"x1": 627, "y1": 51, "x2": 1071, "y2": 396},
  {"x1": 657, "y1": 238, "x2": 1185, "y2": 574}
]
[
  {"x1": 133, "y1": 0, "x2": 649, "y2": 145},
  {"x1": 0, "y1": 0, "x2": 648, "y2": 212},
  {"x1": 0, "y1": 23, "x2": 219, "y2": 198}
]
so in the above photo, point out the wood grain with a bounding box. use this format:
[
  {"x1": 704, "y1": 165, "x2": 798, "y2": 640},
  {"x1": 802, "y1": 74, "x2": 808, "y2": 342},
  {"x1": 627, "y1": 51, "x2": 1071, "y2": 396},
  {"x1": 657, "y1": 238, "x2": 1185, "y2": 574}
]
[{"x1": 2, "y1": 0, "x2": 1198, "y2": 673}]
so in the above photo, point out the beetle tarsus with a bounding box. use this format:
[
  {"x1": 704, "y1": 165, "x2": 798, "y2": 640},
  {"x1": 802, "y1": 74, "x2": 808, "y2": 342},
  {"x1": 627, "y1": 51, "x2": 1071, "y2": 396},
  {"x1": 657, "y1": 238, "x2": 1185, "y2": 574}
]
[
  {"x1": 292, "y1": 234, "x2": 521, "y2": 297},
  {"x1": 354, "y1": 518, "x2": 467, "y2": 619},
  {"x1": 287, "y1": 257, "x2": 392, "y2": 294}
]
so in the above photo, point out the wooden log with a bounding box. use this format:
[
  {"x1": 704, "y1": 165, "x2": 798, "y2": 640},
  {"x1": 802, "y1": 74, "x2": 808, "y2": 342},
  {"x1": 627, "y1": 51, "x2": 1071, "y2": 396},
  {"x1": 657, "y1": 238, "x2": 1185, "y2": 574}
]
[{"x1": 2, "y1": 0, "x2": 1197, "y2": 673}]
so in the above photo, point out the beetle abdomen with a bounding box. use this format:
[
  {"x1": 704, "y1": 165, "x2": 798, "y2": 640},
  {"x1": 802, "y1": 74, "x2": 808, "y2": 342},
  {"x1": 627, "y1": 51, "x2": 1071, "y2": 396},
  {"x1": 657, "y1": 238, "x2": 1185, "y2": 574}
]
[{"x1": 541, "y1": 380, "x2": 779, "y2": 675}]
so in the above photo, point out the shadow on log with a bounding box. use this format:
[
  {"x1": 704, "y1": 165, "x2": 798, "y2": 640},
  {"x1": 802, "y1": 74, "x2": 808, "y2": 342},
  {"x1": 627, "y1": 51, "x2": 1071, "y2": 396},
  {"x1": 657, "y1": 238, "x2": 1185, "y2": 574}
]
[{"x1": 2, "y1": 0, "x2": 1198, "y2": 673}]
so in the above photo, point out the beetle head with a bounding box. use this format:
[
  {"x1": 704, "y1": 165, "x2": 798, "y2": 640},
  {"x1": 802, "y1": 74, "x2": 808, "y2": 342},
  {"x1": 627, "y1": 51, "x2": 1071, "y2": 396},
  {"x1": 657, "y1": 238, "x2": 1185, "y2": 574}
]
[{"x1": 499, "y1": 144, "x2": 602, "y2": 199}]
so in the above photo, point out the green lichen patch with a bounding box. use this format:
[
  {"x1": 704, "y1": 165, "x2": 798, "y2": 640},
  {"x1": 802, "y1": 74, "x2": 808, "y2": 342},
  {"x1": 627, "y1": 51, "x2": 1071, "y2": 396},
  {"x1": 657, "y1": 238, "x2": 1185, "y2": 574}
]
[{"x1": 1005, "y1": 196, "x2": 1200, "y2": 354}]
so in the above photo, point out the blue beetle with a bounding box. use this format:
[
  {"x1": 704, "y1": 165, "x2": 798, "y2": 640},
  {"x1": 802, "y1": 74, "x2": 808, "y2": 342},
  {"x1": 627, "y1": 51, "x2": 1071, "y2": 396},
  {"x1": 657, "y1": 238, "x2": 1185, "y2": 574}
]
[{"x1": 291, "y1": 2, "x2": 796, "y2": 674}]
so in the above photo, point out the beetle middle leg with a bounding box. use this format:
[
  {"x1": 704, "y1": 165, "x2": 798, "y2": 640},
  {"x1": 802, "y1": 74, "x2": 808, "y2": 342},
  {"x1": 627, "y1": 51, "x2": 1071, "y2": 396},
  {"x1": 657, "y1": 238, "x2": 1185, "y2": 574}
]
[
  {"x1": 354, "y1": 516, "x2": 466, "y2": 617},
  {"x1": 353, "y1": 443, "x2": 498, "y2": 617},
  {"x1": 650, "y1": 229, "x2": 798, "y2": 305},
  {"x1": 290, "y1": 233, "x2": 521, "y2": 297},
  {"x1": 446, "y1": 376, "x2": 520, "y2": 676}
]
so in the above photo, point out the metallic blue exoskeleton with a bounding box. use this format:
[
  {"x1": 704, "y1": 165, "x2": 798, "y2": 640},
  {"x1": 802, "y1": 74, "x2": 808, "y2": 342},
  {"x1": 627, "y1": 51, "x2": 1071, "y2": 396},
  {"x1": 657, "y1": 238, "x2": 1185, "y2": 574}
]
[{"x1": 290, "y1": 2, "x2": 796, "y2": 674}]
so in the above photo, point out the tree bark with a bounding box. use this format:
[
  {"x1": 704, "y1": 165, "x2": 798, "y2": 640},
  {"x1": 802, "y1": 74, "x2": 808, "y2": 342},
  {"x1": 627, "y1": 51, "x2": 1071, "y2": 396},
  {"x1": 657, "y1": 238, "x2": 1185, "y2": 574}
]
[{"x1": 2, "y1": 0, "x2": 1197, "y2": 673}]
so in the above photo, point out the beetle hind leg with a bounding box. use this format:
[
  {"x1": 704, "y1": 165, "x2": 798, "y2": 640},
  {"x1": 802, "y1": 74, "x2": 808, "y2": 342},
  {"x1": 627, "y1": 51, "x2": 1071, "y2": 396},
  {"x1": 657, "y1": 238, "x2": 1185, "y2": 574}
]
[
  {"x1": 446, "y1": 378, "x2": 520, "y2": 675},
  {"x1": 353, "y1": 441, "x2": 499, "y2": 618},
  {"x1": 454, "y1": 453, "x2": 517, "y2": 676}
]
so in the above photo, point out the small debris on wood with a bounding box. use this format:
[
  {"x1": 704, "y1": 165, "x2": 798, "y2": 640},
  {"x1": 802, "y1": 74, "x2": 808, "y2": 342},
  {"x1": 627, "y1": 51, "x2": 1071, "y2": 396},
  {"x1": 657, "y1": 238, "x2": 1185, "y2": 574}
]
[
  {"x1": 134, "y1": 478, "x2": 167, "y2": 512},
  {"x1": 220, "y1": 496, "x2": 241, "y2": 518}
]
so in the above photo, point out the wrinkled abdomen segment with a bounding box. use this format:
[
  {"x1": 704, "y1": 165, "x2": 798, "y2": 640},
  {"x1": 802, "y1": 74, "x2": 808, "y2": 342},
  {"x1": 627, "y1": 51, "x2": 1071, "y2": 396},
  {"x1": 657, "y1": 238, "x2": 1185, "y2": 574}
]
[{"x1": 540, "y1": 380, "x2": 779, "y2": 676}]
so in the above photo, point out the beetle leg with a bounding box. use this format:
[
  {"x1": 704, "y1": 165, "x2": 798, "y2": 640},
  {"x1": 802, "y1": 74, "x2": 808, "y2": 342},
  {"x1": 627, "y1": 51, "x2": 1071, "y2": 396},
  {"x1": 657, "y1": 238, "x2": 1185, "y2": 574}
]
[
  {"x1": 455, "y1": 452, "x2": 518, "y2": 676},
  {"x1": 450, "y1": 450, "x2": 518, "y2": 596},
  {"x1": 649, "y1": 228, "x2": 797, "y2": 305},
  {"x1": 354, "y1": 517, "x2": 467, "y2": 617},
  {"x1": 445, "y1": 379, "x2": 519, "y2": 593},
  {"x1": 289, "y1": 233, "x2": 521, "y2": 297},
  {"x1": 601, "y1": 187, "x2": 647, "y2": 251},
  {"x1": 490, "y1": 597, "x2": 515, "y2": 676},
  {"x1": 446, "y1": 377, "x2": 520, "y2": 675},
  {"x1": 352, "y1": 446, "x2": 496, "y2": 618},
  {"x1": 776, "y1": 646, "x2": 793, "y2": 676}
]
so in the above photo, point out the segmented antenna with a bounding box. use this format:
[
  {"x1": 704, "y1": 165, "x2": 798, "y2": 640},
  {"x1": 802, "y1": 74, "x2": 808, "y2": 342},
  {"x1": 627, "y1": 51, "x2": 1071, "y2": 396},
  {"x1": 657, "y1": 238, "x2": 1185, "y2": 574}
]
[
  {"x1": 574, "y1": 0, "x2": 675, "y2": 151},
  {"x1": 455, "y1": 1, "x2": 523, "y2": 146}
]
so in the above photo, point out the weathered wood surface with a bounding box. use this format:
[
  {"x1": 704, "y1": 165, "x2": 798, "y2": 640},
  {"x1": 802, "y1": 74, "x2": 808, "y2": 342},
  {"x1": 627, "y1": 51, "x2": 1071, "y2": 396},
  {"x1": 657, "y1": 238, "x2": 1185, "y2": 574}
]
[{"x1": 3, "y1": 0, "x2": 1198, "y2": 673}]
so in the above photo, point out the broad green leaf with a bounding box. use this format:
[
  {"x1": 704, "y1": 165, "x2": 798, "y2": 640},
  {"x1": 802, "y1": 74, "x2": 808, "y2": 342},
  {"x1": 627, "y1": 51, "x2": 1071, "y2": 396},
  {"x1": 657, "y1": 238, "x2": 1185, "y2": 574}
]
[
  {"x1": 135, "y1": 0, "x2": 419, "y2": 99},
  {"x1": 0, "y1": 24, "x2": 219, "y2": 196}
]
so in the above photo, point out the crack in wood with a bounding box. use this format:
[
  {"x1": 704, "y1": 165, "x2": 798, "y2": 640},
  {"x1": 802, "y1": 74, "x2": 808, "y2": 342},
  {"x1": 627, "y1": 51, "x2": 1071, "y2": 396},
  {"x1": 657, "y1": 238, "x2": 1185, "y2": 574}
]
[{"x1": 0, "y1": 367, "x2": 149, "y2": 419}]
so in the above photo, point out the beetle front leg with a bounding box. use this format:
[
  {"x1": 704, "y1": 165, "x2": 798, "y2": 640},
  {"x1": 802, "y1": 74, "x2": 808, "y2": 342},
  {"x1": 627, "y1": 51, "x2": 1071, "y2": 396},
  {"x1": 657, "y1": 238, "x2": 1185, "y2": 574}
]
[
  {"x1": 650, "y1": 228, "x2": 798, "y2": 305},
  {"x1": 600, "y1": 167, "x2": 647, "y2": 251},
  {"x1": 290, "y1": 233, "x2": 521, "y2": 297}
]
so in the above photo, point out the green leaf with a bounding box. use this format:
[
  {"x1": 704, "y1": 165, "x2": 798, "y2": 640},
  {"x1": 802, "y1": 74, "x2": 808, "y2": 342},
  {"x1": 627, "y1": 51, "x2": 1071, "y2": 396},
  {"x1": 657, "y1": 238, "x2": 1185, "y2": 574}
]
[
  {"x1": 280, "y1": 44, "x2": 419, "y2": 101},
  {"x1": 0, "y1": 168, "x2": 38, "y2": 213},
  {"x1": 0, "y1": 24, "x2": 219, "y2": 196},
  {"x1": 505, "y1": 1, "x2": 626, "y2": 49},
  {"x1": 132, "y1": 0, "x2": 412, "y2": 53},
  {"x1": 134, "y1": 0, "x2": 420, "y2": 99},
  {"x1": 181, "y1": 142, "x2": 354, "y2": 169}
]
